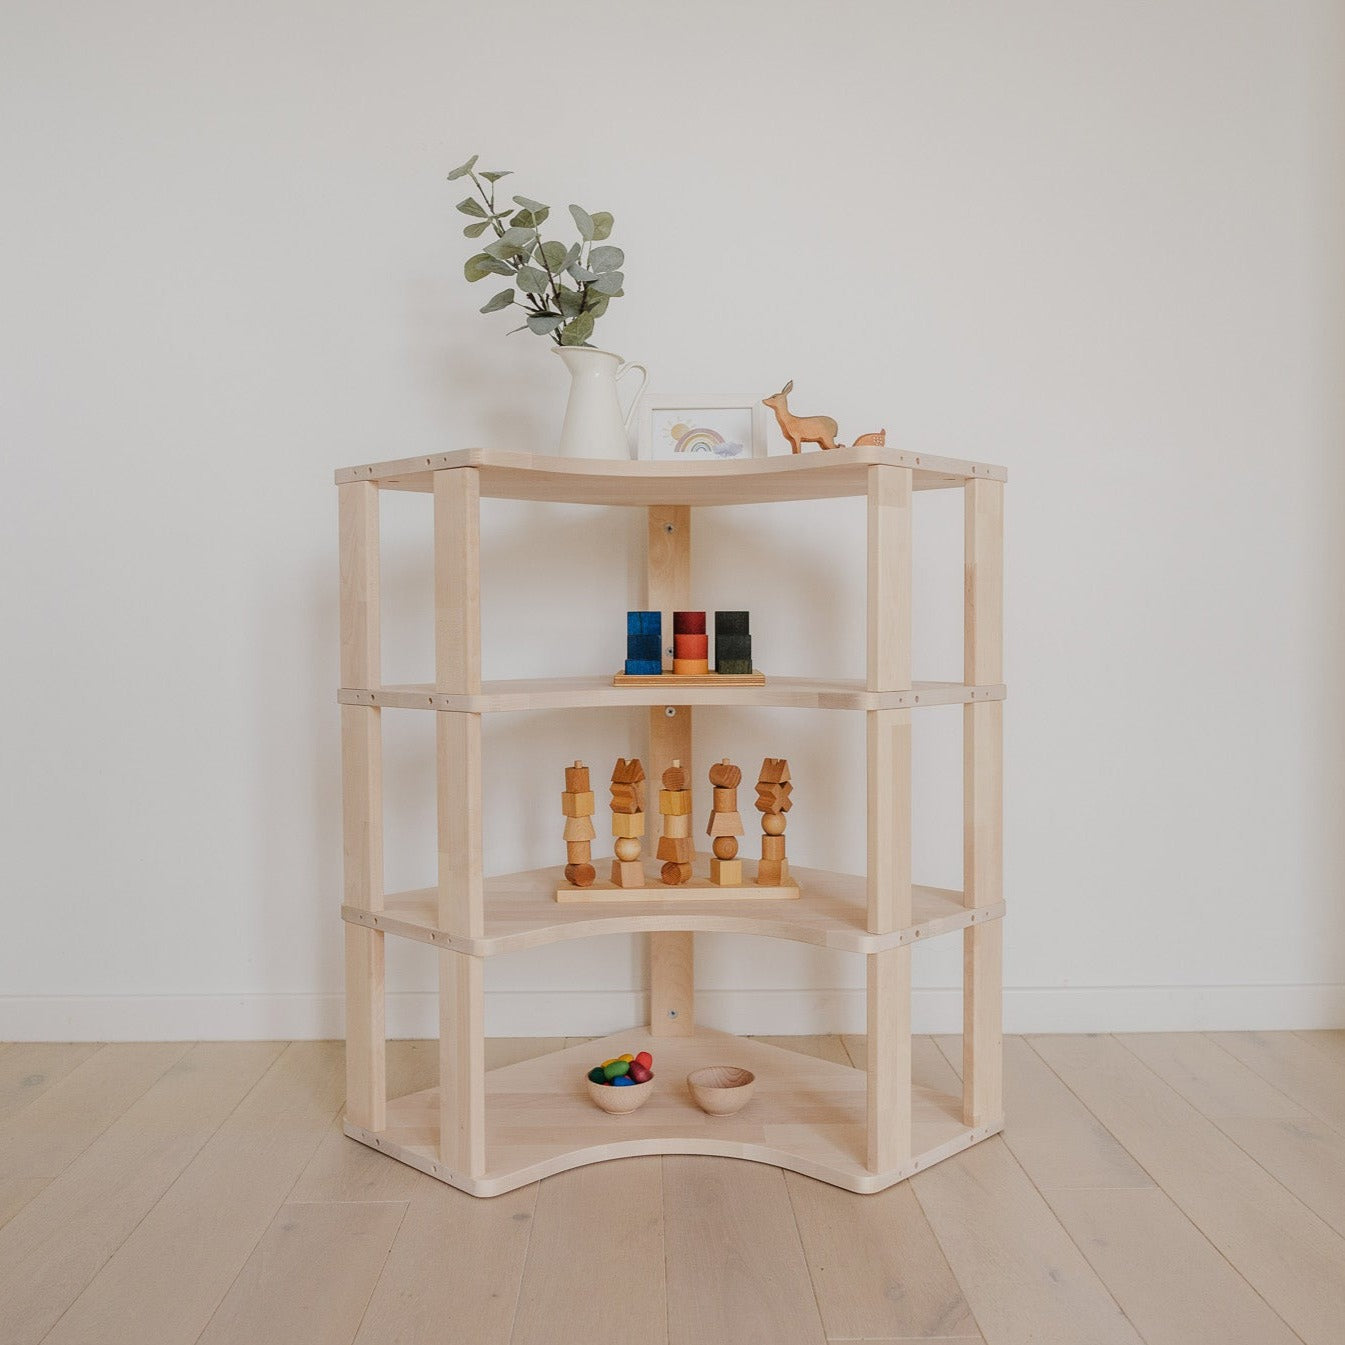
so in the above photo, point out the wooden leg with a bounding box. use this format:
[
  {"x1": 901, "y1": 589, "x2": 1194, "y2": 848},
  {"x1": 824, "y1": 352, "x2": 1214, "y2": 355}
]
[
  {"x1": 866, "y1": 944, "x2": 912, "y2": 1172},
  {"x1": 437, "y1": 711, "x2": 483, "y2": 938},
  {"x1": 344, "y1": 923, "x2": 385, "y2": 1132},
  {"x1": 649, "y1": 704, "x2": 694, "y2": 1036},
  {"x1": 963, "y1": 920, "x2": 1003, "y2": 1126},
  {"x1": 866, "y1": 708, "x2": 912, "y2": 934},
  {"x1": 439, "y1": 949, "x2": 485, "y2": 1176}
]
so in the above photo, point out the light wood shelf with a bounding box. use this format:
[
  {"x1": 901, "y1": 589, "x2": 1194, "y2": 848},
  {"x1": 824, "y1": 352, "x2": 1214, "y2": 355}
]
[
  {"x1": 343, "y1": 1029, "x2": 1003, "y2": 1197},
  {"x1": 342, "y1": 860, "x2": 1005, "y2": 958},
  {"x1": 337, "y1": 447, "x2": 1006, "y2": 1196},
  {"x1": 338, "y1": 676, "x2": 1006, "y2": 714}
]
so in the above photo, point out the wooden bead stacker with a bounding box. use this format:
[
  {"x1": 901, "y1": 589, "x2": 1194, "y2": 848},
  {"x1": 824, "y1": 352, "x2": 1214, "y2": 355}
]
[{"x1": 555, "y1": 754, "x2": 800, "y2": 903}]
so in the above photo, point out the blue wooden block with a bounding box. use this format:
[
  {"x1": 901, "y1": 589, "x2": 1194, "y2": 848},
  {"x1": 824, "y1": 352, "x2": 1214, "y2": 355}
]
[
  {"x1": 624, "y1": 658, "x2": 663, "y2": 675},
  {"x1": 627, "y1": 611, "x2": 661, "y2": 637},
  {"x1": 626, "y1": 633, "x2": 661, "y2": 661}
]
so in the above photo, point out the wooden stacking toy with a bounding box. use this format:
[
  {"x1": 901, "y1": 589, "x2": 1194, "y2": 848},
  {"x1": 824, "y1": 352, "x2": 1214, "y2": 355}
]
[
  {"x1": 705, "y1": 758, "x2": 745, "y2": 885},
  {"x1": 754, "y1": 757, "x2": 792, "y2": 885},
  {"x1": 624, "y1": 610, "x2": 662, "y2": 675},
  {"x1": 609, "y1": 757, "x2": 647, "y2": 887},
  {"x1": 671, "y1": 610, "x2": 709, "y2": 675},
  {"x1": 656, "y1": 761, "x2": 693, "y2": 885},
  {"x1": 714, "y1": 611, "x2": 752, "y2": 675},
  {"x1": 585, "y1": 1050, "x2": 655, "y2": 1114},
  {"x1": 560, "y1": 761, "x2": 596, "y2": 888}
]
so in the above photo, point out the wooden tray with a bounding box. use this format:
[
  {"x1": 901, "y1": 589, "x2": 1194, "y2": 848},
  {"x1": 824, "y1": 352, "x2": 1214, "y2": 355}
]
[{"x1": 612, "y1": 668, "x2": 766, "y2": 687}]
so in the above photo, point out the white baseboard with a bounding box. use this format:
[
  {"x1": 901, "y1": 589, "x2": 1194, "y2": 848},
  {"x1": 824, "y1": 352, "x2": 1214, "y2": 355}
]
[{"x1": 2, "y1": 983, "x2": 1343, "y2": 1040}]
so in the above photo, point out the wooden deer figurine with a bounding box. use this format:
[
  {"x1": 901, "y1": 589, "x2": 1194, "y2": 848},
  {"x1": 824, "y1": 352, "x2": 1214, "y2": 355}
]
[{"x1": 761, "y1": 380, "x2": 840, "y2": 453}]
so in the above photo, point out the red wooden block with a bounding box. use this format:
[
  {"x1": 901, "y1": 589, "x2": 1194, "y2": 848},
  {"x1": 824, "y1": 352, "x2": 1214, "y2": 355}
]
[
  {"x1": 673, "y1": 632, "x2": 708, "y2": 659},
  {"x1": 673, "y1": 610, "x2": 706, "y2": 635}
]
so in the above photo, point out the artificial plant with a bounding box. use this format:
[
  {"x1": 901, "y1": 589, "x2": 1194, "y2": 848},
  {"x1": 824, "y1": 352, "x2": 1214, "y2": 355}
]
[{"x1": 449, "y1": 154, "x2": 624, "y2": 347}]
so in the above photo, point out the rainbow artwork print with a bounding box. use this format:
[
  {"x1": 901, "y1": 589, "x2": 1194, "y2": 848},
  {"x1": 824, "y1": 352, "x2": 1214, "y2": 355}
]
[{"x1": 668, "y1": 421, "x2": 745, "y2": 458}]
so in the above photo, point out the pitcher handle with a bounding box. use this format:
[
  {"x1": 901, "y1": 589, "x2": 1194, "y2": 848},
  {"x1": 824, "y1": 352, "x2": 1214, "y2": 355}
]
[{"x1": 616, "y1": 361, "x2": 650, "y2": 432}]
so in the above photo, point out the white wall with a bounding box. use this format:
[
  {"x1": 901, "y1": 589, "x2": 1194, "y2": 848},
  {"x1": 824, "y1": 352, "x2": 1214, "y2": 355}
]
[{"x1": 3, "y1": 1, "x2": 1342, "y2": 1040}]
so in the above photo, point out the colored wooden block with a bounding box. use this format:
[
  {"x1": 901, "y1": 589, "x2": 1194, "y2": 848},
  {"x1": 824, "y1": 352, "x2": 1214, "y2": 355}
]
[
  {"x1": 566, "y1": 840, "x2": 593, "y2": 863},
  {"x1": 662, "y1": 811, "x2": 691, "y2": 838},
  {"x1": 660, "y1": 860, "x2": 693, "y2": 885},
  {"x1": 656, "y1": 835, "x2": 693, "y2": 863},
  {"x1": 714, "y1": 634, "x2": 752, "y2": 660},
  {"x1": 712, "y1": 786, "x2": 738, "y2": 812},
  {"x1": 708, "y1": 760, "x2": 742, "y2": 788},
  {"x1": 714, "y1": 610, "x2": 749, "y2": 636},
  {"x1": 707, "y1": 810, "x2": 745, "y2": 837},
  {"x1": 561, "y1": 790, "x2": 595, "y2": 817},
  {"x1": 626, "y1": 633, "x2": 661, "y2": 660},
  {"x1": 659, "y1": 789, "x2": 692, "y2": 816},
  {"x1": 761, "y1": 834, "x2": 786, "y2": 861},
  {"x1": 564, "y1": 762, "x2": 590, "y2": 793},
  {"x1": 671, "y1": 658, "x2": 710, "y2": 675},
  {"x1": 709, "y1": 858, "x2": 743, "y2": 885},
  {"x1": 610, "y1": 811, "x2": 646, "y2": 838},
  {"x1": 627, "y1": 610, "x2": 661, "y2": 636},
  {"x1": 610, "y1": 858, "x2": 646, "y2": 887},
  {"x1": 672, "y1": 610, "x2": 706, "y2": 635},
  {"x1": 624, "y1": 658, "x2": 663, "y2": 675},
  {"x1": 756, "y1": 857, "x2": 789, "y2": 885},
  {"x1": 564, "y1": 862, "x2": 596, "y2": 887},
  {"x1": 563, "y1": 814, "x2": 596, "y2": 842},
  {"x1": 673, "y1": 633, "x2": 708, "y2": 659}
]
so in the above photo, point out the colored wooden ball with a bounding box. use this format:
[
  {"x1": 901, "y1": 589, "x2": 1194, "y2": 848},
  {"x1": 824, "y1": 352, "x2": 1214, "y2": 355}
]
[
  {"x1": 761, "y1": 813, "x2": 786, "y2": 836},
  {"x1": 635, "y1": 1051, "x2": 653, "y2": 1069},
  {"x1": 611, "y1": 1074, "x2": 635, "y2": 1086},
  {"x1": 712, "y1": 836, "x2": 738, "y2": 860},
  {"x1": 618, "y1": 1054, "x2": 634, "y2": 1062},
  {"x1": 603, "y1": 1059, "x2": 630, "y2": 1080},
  {"x1": 627, "y1": 1062, "x2": 652, "y2": 1084},
  {"x1": 587, "y1": 1066, "x2": 607, "y2": 1084},
  {"x1": 613, "y1": 837, "x2": 641, "y2": 862}
]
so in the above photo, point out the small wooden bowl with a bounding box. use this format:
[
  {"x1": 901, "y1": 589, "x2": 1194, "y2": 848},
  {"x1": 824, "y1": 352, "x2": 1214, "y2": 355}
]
[
  {"x1": 586, "y1": 1076, "x2": 654, "y2": 1114},
  {"x1": 687, "y1": 1065, "x2": 756, "y2": 1116}
]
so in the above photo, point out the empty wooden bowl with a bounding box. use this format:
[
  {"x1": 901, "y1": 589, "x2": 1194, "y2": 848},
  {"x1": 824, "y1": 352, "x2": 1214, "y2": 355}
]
[
  {"x1": 586, "y1": 1076, "x2": 654, "y2": 1114},
  {"x1": 687, "y1": 1065, "x2": 756, "y2": 1115}
]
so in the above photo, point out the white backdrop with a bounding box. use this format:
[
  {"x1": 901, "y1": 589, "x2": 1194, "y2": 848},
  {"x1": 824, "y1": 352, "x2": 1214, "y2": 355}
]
[{"x1": 2, "y1": 1, "x2": 1342, "y2": 1039}]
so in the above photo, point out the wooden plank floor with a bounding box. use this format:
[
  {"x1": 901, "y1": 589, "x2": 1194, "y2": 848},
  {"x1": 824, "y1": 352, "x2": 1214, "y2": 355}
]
[{"x1": 0, "y1": 1033, "x2": 1341, "y2": 1344}]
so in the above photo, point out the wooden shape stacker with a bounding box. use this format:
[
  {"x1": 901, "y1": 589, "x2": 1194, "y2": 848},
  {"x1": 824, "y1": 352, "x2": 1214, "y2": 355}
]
[{"x1": 336, "y1": 446, "x2": 1006, "y2": 1197}]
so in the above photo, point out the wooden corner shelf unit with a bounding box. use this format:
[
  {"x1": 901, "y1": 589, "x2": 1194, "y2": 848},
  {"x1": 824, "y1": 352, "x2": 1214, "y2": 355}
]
[{"x1": 337, "y1": 445, "x2": 1005, "y2": 1197}]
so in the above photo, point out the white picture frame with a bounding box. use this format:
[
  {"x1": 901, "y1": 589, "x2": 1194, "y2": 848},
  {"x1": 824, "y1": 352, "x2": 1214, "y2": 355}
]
[{"x1": 636, "y1": 394, "x2": 769, "y2": 462}]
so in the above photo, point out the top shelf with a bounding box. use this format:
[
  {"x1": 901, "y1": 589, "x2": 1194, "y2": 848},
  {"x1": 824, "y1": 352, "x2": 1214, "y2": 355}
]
[{"x1": 334, "y1": 445, "x2": 1007, "y2": 506}]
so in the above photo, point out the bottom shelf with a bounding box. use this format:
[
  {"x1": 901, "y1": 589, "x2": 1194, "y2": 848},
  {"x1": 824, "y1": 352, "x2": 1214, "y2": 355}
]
[{"x1": 344, "y1": 1028, "x2": 1003, "y2": 1197}]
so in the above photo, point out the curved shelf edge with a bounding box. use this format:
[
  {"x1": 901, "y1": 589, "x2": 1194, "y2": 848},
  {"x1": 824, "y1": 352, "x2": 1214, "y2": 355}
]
[{"x1": 343, "y1": 864, "x2": 1005, "y2": 957}]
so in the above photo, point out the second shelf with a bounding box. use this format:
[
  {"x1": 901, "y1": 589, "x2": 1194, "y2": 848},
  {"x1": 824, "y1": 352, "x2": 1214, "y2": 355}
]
[{"x1": 343, "y1": 858, "x2": 1004, "y2": 957}]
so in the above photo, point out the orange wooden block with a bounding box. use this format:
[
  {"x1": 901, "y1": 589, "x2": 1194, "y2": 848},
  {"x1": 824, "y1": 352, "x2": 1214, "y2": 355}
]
[
  {"x1": 610, "y1": 858, "x2": 646, "y2": 887},
  {"x1": 562, "y1": 814, "x2": 597, "y2": 842},
  {"x1": 709, "y1": 858, "x2": 743, "y2": 886},
  {"x1": 659, "y1": 789, "x2": 692, "y2": 816},
  {"x1": 610, "y1": 811, "x2": 646, "y2": 838},
  {"x1": 708, "y1": 759, "x2": 742, "y2": 788},
  {"x1": 564, "y1": 862, "x2": 596, "y2": 887},
  {"x1": 660, "y1": 860, "x2": 693, "y2": 886},
  {"x1": 656, "y1": 835, "x2": 693, "y2": 863},
  {"x1": 561, "y1": 790, "x2": 595, "y2": 817},
  {"x1": 564, "y1": 762, "x2": 590, "y2": 793},
  {"x1": 673, "y1": 633, "x2": 708, "y2": 659},
  {"x1": 761, "y1": 834, "x2": 786, "y2": 861},
  {"x1": 566, "y1": 840, "x2": 592, "y2": 864},
  {"x1": 671, "y1": 658, "x2": 710, "y2": 675}
]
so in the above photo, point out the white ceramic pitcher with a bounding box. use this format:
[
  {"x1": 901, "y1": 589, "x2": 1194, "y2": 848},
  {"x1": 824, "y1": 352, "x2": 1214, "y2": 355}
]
[{"x1": 554, "y1": 346, "x2": 648, "y2": 460}]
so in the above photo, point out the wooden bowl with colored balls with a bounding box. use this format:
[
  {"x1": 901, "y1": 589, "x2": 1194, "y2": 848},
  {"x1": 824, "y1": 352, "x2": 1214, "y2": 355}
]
[
  {"x1": 586, "y1": 1076, "x2": 654, "y2": 1113},
  {"x1": 585, "y1": 1051, "x2": 655, "y2": 1114},
  {"x1": 686, "y1": 1065, "x2": 756, "y2": 1116}
]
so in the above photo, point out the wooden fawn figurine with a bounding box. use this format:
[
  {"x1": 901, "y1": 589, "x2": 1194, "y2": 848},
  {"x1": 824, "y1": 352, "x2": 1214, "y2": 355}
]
[{"x1": 762, "y1": 380, "x2": 839, "y2": 453}]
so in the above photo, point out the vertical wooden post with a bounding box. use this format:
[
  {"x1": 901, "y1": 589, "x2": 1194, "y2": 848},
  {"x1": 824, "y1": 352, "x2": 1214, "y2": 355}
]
[
  {"x1": 434, "y1": 468, "x2": 485, "y2": 1173},
  {"x1": 963, "y1": 477, "x2": 1004, "y2": 1128},
  {"x1": 865, "y1": 464, "x2": 913, "y2": 1171},
  {"x1": 339, "y1": 480, "x2": 386, "y2": 1133},
  {"x1": 647, "y1": 504, "x2": 694, "y2": 1037}
]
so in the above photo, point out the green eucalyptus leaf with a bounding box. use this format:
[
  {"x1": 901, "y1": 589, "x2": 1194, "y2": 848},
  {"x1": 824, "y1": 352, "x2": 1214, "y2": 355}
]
[
  {"x1": 512, "y1": 195, "x2": 547, "y2": 212},
  {"x1": 527, "y1": 313, "x2": 564, "y2": 335},
  {"x1": 590, "y1": 211, "x2": 614, "y2": 240},
  {"x1": 511, "y1": 206, "x2": 550, "y2": 229},
  {"x1": 589, "y1": 269, "x2": 624, "y2": 295},
  {"x1": 557, "y1": 285, "x2": 584, "y2": 317},
  {"x1": 558, "y1": 312, "x2": 595, "y2": 346},
  {"x1": 464, "y1": 252, "x2": 494, "y2": 282},
  {"x1": 515, "y1": 265, "x2": 549, "y2": 294},
  {"x1": 589, "y1": 244, "x2": 624, "y2": 273},
  {"x1": 480, "y1": 288, "x2": 515, "y2": 314},
  {"x1": 568, "y1": 264, "x2": 596, "y2": 283},
  {"x1": 456, "y1": 196, "x2": 488, "y2": 218},
  {"x1": 539, "y1": 239, "x2": 568, "y2": 272},
  {"x1": 480, "y1": 170, "x2": 512, "y2": 182},
  {"x1": 462, "y1": 219, "x2": 491, "y2": 238},
  {"x1": 563, "y1": 242, "x2": 582, "y2": 268},
  {"x1": 500, "y1": 225, "x2": 534, "y2": 248},
  {"x1": 587, "y1": 294, "x2": 610, "y2": 319},
  {"x1": 569, "y1": 204, "x2": 595, "y2": 240},
  {"x1": 446, "y1": 154, "x2": 479, "y2": 180},
  {"x1": 483, "y1": 237, "x2": 523, "y2": 260}
]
